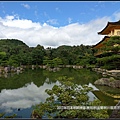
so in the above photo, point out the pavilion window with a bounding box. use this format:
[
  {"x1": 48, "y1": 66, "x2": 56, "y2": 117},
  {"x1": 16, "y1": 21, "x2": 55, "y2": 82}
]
[{"x1": 117, "y1": 31, "x2": 120, "y2": 36}]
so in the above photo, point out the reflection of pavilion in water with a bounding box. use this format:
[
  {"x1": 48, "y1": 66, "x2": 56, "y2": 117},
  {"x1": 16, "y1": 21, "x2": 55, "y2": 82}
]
[
  {"x1": 96, "y1": 85, "x2": 120, "y2": 118},
  {"x1": 92, "y1": 85, "x2": 120, "y2": 105}
]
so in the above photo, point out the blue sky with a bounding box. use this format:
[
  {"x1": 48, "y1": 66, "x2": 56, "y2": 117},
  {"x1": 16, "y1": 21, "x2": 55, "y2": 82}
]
[{"x1": 0, "y1": 1, "x2": 120, "y2": 48}]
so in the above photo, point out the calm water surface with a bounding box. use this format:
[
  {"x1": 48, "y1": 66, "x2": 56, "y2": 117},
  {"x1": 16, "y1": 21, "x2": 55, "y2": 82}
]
[{"x1": 0, "y1": 68, "x2": 119, "y2": 118}]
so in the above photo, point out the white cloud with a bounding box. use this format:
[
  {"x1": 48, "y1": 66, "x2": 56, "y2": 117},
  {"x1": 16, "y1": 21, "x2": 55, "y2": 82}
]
[
  {"x1": 68, "y1": 17, "x2": 72, "y2": 24},
  {"x1": 0, "y1": 28, "x2": 7, "y2": 38},
  {"x1": 47, "y1": 19, "x2": 59, "y2": 25},
  {"x1": 0, "y1": 16, "x2": 41, "y2": 29},
  {"x1": 0, "y1": 81, "x2": 59, "y2": 113},
  {"x1": 5, "y1": 15, "x2": 14, "y2": 20},
  {"x1": 0, "y1": 12, "x2": 119, "y2": 48},
  {"x1": 21, "y1": 3, "x2": 30, "y2": 9}
]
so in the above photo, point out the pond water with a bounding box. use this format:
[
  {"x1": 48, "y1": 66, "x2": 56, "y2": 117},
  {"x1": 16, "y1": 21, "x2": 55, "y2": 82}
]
[{"x1": 0, "y1": 68, "x2": 120, "y2": 118}]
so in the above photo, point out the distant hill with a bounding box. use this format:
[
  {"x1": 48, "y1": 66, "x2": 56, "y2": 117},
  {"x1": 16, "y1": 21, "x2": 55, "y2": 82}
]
[
  {"x1": 0, "y1": 39, "x2": 29, "y2": 52},
  {"x1": 0, "y1": 39, "x2": 28, "y2": 47}
]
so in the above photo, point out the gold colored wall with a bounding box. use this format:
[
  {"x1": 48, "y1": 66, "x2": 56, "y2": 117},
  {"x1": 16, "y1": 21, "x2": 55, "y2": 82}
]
[
  {"x1": 108, "y1": 29, "x2": 120, "y2": 36},
  {"x1": 114, "y1": 29, "x2": 120, "y2": 36}
]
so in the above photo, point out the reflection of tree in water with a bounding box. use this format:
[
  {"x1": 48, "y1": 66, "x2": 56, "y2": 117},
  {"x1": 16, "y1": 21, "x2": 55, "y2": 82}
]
[
  {"x1": 43, "y1": 68, "x2": 102, "y2": 85},
  {"x1": 0, "y1": 68, "x2": 103, "y2": 91},
  {"x1": 92, "y1": 90, "x2": 117, "y2": 106},
  {"x1": 0, "y1": 68, "x2": 118, "y2": 118},
  {"x1": 0, "y1": 69, "x2": 46, "y2": 91}
]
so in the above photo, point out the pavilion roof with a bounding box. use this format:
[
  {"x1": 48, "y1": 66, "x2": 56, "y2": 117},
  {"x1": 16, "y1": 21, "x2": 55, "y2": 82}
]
[
  {"x1": 98, "y1": 20, "x2": 120, "y2": 35},
  {"x1": 92, "y1": 36, "x2": 110, "y2": 49}
]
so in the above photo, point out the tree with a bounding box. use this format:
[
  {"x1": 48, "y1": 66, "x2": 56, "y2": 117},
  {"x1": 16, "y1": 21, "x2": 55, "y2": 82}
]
[
  {"x1": 0, "y1": 52, "x2": 6, "y2": 62},
  {"x1": 96, "y1": 36, "x2": 120, "y2": 69},
  {"x1": 31, "y1": 45, "x2": 45, "y2": 65},
  {"x1": 0, "y1": 39, "x2": 95, "y2": 67},
  {"x1": 102, "y1": 36, "x2": 120, "y2": 54},
  {"x1": 43, "y1": 57, "x2": 63, "y2": 68},
  {"x1": 32, "y1": 76, "x2": 109, "y2": 119}
]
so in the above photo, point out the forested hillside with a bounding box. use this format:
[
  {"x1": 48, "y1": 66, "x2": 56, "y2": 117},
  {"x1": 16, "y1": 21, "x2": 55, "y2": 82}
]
[{"x1": 0, "y1": 39, "x2": 96, "y2": 67}]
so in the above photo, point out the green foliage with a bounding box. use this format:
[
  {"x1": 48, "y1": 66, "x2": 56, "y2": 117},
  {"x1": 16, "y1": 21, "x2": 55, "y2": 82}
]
[
  {"x1": 102, "y1": 37, "x2": 120, "y2": 54},
  {"x1": 0, "y1": 113, "x2": 5, "y2": 118},
  {"x1": 43, "y1": 57, "x2": 63, "y2": 68},
  {"x1": 32, "y1": 76, "x2": 109, "y2": 119},
  {"x1": 0, "y1": 52, "x2": 7, "y2": 65},
  {"x1": 0, "y1": 51, "x2": 6, "y2": 56},
  {"x1": 44, "y1": 45, "x2": 95, "y2": 65},
  {"x1": 0, "y1": 39, "x2": 95, "y2": 67},
  {"x1": 103, "y1": 36, "x2": 120, "y2": 46},
  {"x1": 96, "y1": 36, "x2": 120, "y2": 69},
  {"x1": 97, "y1": 54, "x2": 120, "y2": 69},
  {"x1": 97, "y1": 54, "x2": 120, "y2": 63},
  {"x1": 0, "y1": 113, "x2": 17, "y2": 118},
  {"x1": 109, "y1": 77, "x2": 115, "y2": 82},
  {"x1": 4, "y1": 114, "x2": 17, "y2": 118},
  {"x1": 31, "y1": 46, "x2": 45, "y2": 65},
  {"x1": 0, "y1": 39, "x2": 29, "y2": 66}
]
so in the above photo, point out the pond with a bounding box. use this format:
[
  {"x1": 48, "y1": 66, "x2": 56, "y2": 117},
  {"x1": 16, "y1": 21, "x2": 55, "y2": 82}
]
[{"x1": 0, "y1": 68, "x2": 120, "y2": 118}]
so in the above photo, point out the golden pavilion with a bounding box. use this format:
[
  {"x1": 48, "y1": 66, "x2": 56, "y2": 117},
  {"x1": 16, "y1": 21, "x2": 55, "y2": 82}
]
[{"x1": 93, "y1": 20, "x2": 120, "y2": 56}]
